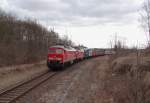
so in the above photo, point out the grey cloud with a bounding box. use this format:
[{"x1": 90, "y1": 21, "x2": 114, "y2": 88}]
[
  {"x1": 7, "y1": 0, "x2": 69, "y2": 11},
  {"x1": 62, "y1": 0, "x2": 137, "y2": 18},
  {"x1": 2, "y1": 0, "x2": 139, "y2": 26}
]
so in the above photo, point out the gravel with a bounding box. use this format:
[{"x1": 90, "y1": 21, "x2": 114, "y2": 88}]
[{"x1": 14, "y1": 56, "x2": 110, "y2": 103}]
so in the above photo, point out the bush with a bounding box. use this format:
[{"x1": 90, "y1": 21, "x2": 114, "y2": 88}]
[{"x1": 107, "y1": 55, "x2": 150, "y2": 103}]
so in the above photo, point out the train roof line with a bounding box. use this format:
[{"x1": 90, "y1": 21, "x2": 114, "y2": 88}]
[{"x1": 50, "y1": 45, "x2": 76, "y2": 51}]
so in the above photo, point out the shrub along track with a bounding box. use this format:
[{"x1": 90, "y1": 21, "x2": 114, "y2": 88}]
[{"x1": 0, "y1": 71, "x2": 57, "y2": 103}]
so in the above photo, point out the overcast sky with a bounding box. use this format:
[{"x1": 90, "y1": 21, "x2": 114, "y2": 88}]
[{"x1": 0, "y1": 0, "x2": 147, "y2": 48}]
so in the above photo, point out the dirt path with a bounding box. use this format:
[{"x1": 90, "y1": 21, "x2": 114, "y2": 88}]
[{"x1": 14, "y1": 56, "x2": 109, "y2": 103}]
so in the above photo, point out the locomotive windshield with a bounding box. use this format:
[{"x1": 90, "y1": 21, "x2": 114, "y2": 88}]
[
  {"x1": 49, "y1": 49, "x2": 63, "y2": 54},
  {"x1": 56, "y1": 49, "x2": 63, "y2": 54},
  {"x1": 49, "y1": 49, "x2": 55, "y2": 54}
]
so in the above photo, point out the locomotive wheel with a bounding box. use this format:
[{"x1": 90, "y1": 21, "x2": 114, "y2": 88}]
[{"x1": 61, "y1": 63, "x2": 65, "y2": 69}]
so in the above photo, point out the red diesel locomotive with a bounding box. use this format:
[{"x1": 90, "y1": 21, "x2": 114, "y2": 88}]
[{"x1": 47, "y1": 45, "x2": 76, "y2": 69}]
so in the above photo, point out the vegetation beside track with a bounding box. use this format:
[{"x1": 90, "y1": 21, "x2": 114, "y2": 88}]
[{"x1": 106, "y1": 50, "x2": 150, "y2": 103}]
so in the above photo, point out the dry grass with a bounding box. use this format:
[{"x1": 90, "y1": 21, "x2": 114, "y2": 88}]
[
  {"x1": 106, "y1": 53, "x2": 150, "y2": 103},
  {"x1": 0, "y1": 61, "x2": 48, "y2": 93}
]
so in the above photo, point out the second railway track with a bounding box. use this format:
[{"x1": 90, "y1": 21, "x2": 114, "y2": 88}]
[{"x1": 0, "y1": 71, "x2": 57, "y2": 103}]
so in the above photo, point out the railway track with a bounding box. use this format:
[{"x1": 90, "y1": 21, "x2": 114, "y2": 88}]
[
  {"x1": 0, "y1": 58, "x2": 88, "y2": 103},
  {"x1": 0, "y1": 72, "x2": 57, "y2": 103}
]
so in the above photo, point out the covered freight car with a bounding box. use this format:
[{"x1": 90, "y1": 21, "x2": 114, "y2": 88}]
[
  {"x1": 84, "y1": 48, "x2": 105, "y2": 58},
  {"x1": 84, "y1": 48, "x2": 93, "y2": 58}
]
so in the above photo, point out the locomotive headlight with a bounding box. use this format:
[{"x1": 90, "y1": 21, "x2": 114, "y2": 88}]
[
  {"x1": 56, "y1": 58, "x2": 61, "y2": 60},
  {"x1": 48, "y1": 57, "x2": 54, "y2": 60},
  {"x1": 48, "y1": 57, "x2": 62, "y2": 61}
]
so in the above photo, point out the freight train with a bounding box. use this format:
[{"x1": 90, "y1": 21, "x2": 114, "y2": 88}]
[{"x1": 47, "y1": 45, "x2": 105, "y2": 70}]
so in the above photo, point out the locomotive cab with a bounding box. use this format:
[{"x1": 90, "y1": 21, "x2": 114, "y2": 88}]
[
  {"x1": 47, "y1": 47, "x2": 65, "y2": 69},
  {"x1": 47, "y1": 45, "x2": 77, "y2": 70}
]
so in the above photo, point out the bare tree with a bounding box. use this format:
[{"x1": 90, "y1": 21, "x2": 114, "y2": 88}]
[
  {"x1": 109, "y1": 34, "x2": 127, "y2": 51},
  {"x1": 140, "y1": 0, "x2": 150, "y2": 46}
]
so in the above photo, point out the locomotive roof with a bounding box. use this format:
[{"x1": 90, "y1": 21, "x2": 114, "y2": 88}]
[{"x1": 50, "y1": 45, "x2": 76, "y2": 51}]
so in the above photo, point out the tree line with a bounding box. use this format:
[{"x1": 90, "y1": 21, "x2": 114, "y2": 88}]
[{"x1": 0, "y1": 9, "x2": 74, "y2": 67}]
